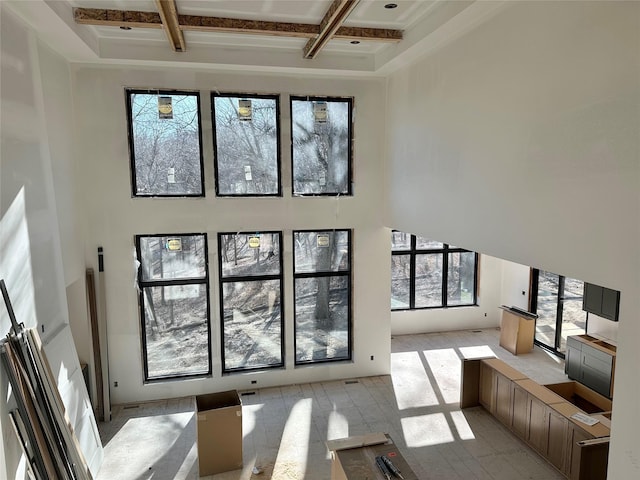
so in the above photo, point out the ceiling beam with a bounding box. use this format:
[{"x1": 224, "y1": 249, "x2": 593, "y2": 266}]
[
  {"x1": 73, "y1": 7, "x2": 402, "y2": 43},
  {"x1": 303, "y1": 0, "x2": 360, "y2": 59},
  {"x1": 155, "y1": 0, "x2": 185, "y2": 52}
]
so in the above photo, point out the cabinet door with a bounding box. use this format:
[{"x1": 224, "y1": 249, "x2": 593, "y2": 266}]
[
  {"x1": 527, "y1": 396, "x2": 549, "y2": 454},
  {"x1": 547, "y1": 410, "x2": 570, "y2": 474},
  {"x1": 565, "y1": 344, "x2": 582, "y2": 380},
  {"x1": 495, "y1": 373, "x2": 513, "y2": 425},
  {"x1": 511, "y1": 383, "x2": 528, "y2": 437},
  {"x1": 567, "y1": 425, "x2": 592, "y2": 480},
  {"x1": 583, "y1": 283, "x2": 603, "y2": 314},
  {"x1": 479, "y1": 362, "x2": 495, "y2": 412},
  {"x1": 581, "y1": 345, "x2": 614, "y2": 397},
  {"x1": 601, "y1": 288, "x2": 619, "y2": 321}
]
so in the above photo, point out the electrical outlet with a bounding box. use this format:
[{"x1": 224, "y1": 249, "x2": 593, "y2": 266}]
[
  {"x1": 114, "y1": 381, "x2": 118, "y2": 388},
  {"x1": 370, "y1": 355, "x2": 374, "y2": 361},
  {"x1": 251, "y1": 380, "x2": 257, "y2": 384}
]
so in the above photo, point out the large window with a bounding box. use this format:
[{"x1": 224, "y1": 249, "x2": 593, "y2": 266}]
[
  {"x1": 212, "y1": 93, "x2": 281, "y2": 196},
  {"x1": 391, "y1": 231, "x2": 478, "y2": 310},
  {"x1": 290, "y1": 96, "x2": 353, "y2": 196},
  {"x1": 218, "y1": 232, "x2": 284, "y2": 372},
  {"x1": 126, "y1": 90, "x2": 204, "y2": 197},
  {"x1": 135, "y1": 234, "x2": 211, "y2": 381},
  {"x1": 531, "y1": 270, "x2": 586, "y2": 354},
  {"x1": 293, "y1": 230, "x2": 352, "y2": 364}
]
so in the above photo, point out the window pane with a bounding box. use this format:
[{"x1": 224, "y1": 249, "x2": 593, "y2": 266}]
[
  {"x1": 391, "y1": 254, "x2": 410, "y2": 309},
  {"x1": 447, "y1": 252, "x2": 476, "y2": 306},
  {"x1": 213, "y1": 95, "x2": 280, "y2": 195},
  {"x1": 128, "y1": 91, "x2": 203, "y2": 196},
  {"x1": 139, "y1": 235, "x2": 206, "y2": 281},
  {"x1": 220, "y1": 233, "x2": 281, "y2": 277},
  {"x1": 415, "y1": 254, "x2": 443, "y2": 307},
  {"x1": 416, "y1": 236, "x2": 443, "y2": 250},
  {"x1": 391, "y1": 231, "x2": 411, "y2": 251},
  {"x1": 559, "y1": 277, "x2": 587, "y2": 352},
  {"x1": 222, "y1": 280, "x2": 282, "y2": 370},
  {"x1": 294, "y1": 231, "x2": 349, "y2": 273},
  {"x1": 535, "y1": 271, "x2": 560, "y2": 348},
  {"x1": 295, "y1": 276, "x2": 349, "y2": 363},
  {"x1": 291, "y1": 98, "x2": 351, "y2": 195},
  {"x1": 142, "y1": 285, "x2": 209, "y2": 379}
]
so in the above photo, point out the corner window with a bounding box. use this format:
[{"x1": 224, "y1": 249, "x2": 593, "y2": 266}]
[
  {"x1": 126, "y1": 90, "x2": 204, "y2": 197},
  {"x1": 293, "y1": 230, "x2": 352, "y2": 364},
  {"x1": 218, "y1": 232, "x2": 284, "y2": 372},
  {"x1": 391, "y1": 231, "x2": 478, "y2": 310},
  {"x1": 135, "y1": 234, "x2": 211, "y2": 381},
  {"x1": 291, "y1": 97, "x2": 353, "y2": 196},
  {"x1": 212, "y1": 93, "x2": 281, "y2": 196}
]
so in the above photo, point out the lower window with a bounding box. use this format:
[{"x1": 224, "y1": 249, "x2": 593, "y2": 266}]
[
  {"x1": 293, "y1": 230, "x2": 352, "y2": 364},
  {"x1": 218, "y1": 232, "x2": 284, "y2": 372},
  {"x1": 135, "y1": 234, "x2": 211, "y2": 381}
]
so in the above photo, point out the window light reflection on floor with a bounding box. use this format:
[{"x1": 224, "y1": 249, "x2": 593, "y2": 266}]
[
  {"x1": 450, "y1": 410, "x2": 476, "y2": 440},
  {"x1": 273, "y1": 398, "x2": 312, "y2": 478},
  {"x1": 424, "y1": 348, "x2": 462, "y2": 404},
  {"x1": 391, "y1": 351, "x2": 439, "y2": 409},
  {"x1": 401, "y1": 413, "x2": 454, "y2": 447}
]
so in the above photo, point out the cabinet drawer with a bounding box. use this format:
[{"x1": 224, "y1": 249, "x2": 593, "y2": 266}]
[
  {"x1": 582, "y1": 344, "x2": 614, "y2": 365},
  {"x1": 582, "y1": 351, "x2": 612, "y2": 376}
]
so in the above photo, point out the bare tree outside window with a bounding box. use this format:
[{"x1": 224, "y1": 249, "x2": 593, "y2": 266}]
[
  {"x1": 293, "y1": 230, "x2": 351, "y2": 364},
  {"x1": 136, "y1": 234, "x2": 211, "y2": 381},
  {"x1": 127, "y1": 90, "x2": 204, "y2": 196},
  {"x1": 391, "y1": 231, "x2": 478, "y2": 310},
  {"x1": 219, "y1": 232, "x2": 284, "y2": 372},
  {"x1": 291, "y1": 97, "x2": 352, "y2": 195},
  {"x1": 212, "y1": 94, "x2": 281, "y2": 196}
]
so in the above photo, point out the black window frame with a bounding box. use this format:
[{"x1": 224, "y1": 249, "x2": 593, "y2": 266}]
[
  {"x1": 211, "y1": 92, "x2": 282, "y2": 197},
  {"x1": 290, "y1": 96, "x2": 354, "y2": 197},
  {"x1": 293, "y1": 229, "x2": 353, "y2": 366},
  {"x1": 135, "y1": 233, "x2": 212, "y2": 383},
  {"x1": 218, "y1": 231, "x2": 285, "y2": 373},
  {"x1": 391, "y1": 232, "x2": 479, "y2": 311},
  {"x1": 126, "y1": 88, "x2": 206, "y2": 198}
]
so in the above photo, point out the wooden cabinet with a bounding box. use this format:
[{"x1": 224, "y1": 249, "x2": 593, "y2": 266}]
[
  {"x1": 511, "y1": 382, "x2": 529, "y2": 437},
  {"x1": 499, "y1": 307, "x2": 536, "y2": 355},
  {"x1": 547, "y1": 409, "x2": 570, "y2": 473},
  {"x1": 565, "y1": 335, "x2": 616, "y2": 398},
  {"x1": 582, "y1": 283, "x2": 619, "y2": 321}
]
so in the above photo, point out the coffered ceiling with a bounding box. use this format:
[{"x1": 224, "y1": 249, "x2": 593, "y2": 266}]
[{"x1": 5, "y1": 0, "x2": 505, "y2": 75}]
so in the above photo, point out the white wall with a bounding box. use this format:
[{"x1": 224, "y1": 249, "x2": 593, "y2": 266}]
[
  {"x1": 385, "y1": 2, "x2": 639, "y2": 478},
  {"x1": 72, "y1": 66, "x2": 392, "y2": 404},
  {"x1": 0, "y1": 6, "x2": 102, "y2": 477}
]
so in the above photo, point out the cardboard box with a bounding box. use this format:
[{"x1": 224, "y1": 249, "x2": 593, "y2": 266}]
[
  {"x1": 195, "y1": 390, "x2": 242, "y2": 477},
  {"x1": 326, "y1": 433, "x2": 418, "y2": 480}
]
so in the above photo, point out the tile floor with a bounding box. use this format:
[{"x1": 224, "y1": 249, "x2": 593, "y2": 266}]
[{"x1": 96, "y1": 328, "x2": 569, "y2": 480}]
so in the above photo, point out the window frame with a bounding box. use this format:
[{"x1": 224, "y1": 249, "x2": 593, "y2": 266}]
[
  {"x1": 211, "y1": 92, "x2": 282, "y2": 197},
  {"x1": 391, "y1": 232, "x2": 479, "y2": 311},
  {"x1": 290, "y1": 95, "x2": 354, "y2": 197},
  {"x1": 293, "y1": 229, "x2": 353, "y2": 366},
  {"x1": 125, "y1": 88, "x2": 206, "y2": 198},
  {"x1": 135, "y1": 233, "x2": 212, "y2": 383},
  {"x1": 217, "y1": 231, "x2": 285, "y2": 373}
]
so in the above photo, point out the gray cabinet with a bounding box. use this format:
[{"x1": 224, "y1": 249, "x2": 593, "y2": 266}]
[
  {"x1": 582, "y1": 283, "x2": 619, "y2": 321},
  {"x1": 565, "y1": 336, "x2": 615, "y2": 398}
]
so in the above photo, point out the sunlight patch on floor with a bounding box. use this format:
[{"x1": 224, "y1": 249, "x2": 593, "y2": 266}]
[
  {"x1": 401, "y1": 413, "x2": 454, "y2": 447},
  {"x1": 450, "y1": 410, "x2": 475, "y2": 440},
  {"x1": 273, "y1": 398, "x2": 312, "y2": 478},
  {"x1": 327, "y1": 407, "x2": 349, "y2": 440},
  {"x1": 424, "y1": 348, "x2": 461, "y2": 404},
  {"x1": 391, "y1": 351, "x2": 438, "y2": 410}
]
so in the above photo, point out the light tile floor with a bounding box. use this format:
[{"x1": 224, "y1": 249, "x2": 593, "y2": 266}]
[{"x1": 96, "y1": 328, "x2": 568, "y2": 479}]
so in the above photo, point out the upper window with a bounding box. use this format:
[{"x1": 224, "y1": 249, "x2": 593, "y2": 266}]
[
  {"x1": 212, "y1": 93, "x2": 281, "y2": 196},
  {"x1": 135, "y1": 234, "x2": 211, "y2": 381},
  {"x1": 218, "y1": 232, "x2": 284, "y2": 372},
  {"x1": 126, "y1": 90, "x2": 204, "y2": 197},
  {"x1": 293, "y1": 230, "x2": 352, "y2": 364},
  {"x1": 391, "y1": 231, "x2": 478, "y2": 310},
  {"x1": 290, "y1": 97, "x2": 353, "y2": 196}
]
